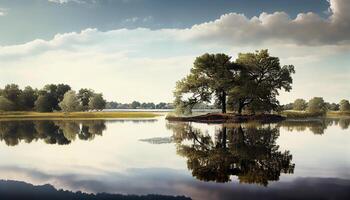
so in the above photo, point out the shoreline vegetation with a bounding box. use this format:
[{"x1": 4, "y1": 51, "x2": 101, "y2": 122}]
[
  {"x1": 166, "y1": 113, "x2": 286, "y2": 124},
  {"x1": 0, "y1": 111, "x2": 161, "y2": 120}
]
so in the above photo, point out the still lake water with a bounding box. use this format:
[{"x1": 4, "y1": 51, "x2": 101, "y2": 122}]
[{"x1": 0, "y1": 116, "x2": 349, "y2": 199}]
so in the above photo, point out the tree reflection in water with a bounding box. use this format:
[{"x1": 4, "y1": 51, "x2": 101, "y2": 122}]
[
  {"x1": 0, "y1": 120, "x2": 106, "y2": 146},
  {"x1": 167, "y1": 122, "x2": 295, "y2": 186},
  {"x1": 278, "y1": 117, "x2": 350, "y2": 134}
]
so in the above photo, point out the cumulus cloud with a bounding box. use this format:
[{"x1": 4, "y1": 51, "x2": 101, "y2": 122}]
[
  {"x1": 0, "y1": 0, "x2": 350, "y2": 103},
  {"x1": 178, "y1": 0, "x2": 350, "y2": 46}
]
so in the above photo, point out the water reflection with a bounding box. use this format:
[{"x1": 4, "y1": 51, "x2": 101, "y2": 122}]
[
  {"x1": 0, "y1": 120, "x2": 107, "y2": 146},
  {"x1": 278, "y1": 117, "x2": 350, "y2": 134},
  {"x1": 167, "y1": 123, "x2": 295, "y2": 186}
]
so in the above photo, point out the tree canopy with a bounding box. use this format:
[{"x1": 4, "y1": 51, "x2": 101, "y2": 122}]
[
  {"x1": 59, "y1": 90, "x2": 81, "y2": 112},
  {"x1": 174, "y1": 50, "x2": 295, "y2": 114},
  {"x1": 0, "y1": 84, "x2": 106, "y2": 112},
  {"x1": 174, "y1": 53, "x2": 238, "y2": 114}
]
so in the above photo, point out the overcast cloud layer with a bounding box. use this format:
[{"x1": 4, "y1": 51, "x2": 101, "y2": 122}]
[{"x1": 0, "y1": 0, "x2": 349, "y2": 103}]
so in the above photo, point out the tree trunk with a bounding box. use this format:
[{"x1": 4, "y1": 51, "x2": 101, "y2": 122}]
[
  {"x1": 221, "y1": 91, "x2": 226, "y2": 113},
  {"x1": 238, "y1": 101, "x2": 244, "y2": 115}
]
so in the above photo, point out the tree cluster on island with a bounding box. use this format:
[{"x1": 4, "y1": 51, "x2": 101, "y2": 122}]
[
  {"x1": 0, "y1": 84, "x2": 107, "y2": 112},
  {"x1": 174, "y1": 49, "x2": 295, "y2": 115}
]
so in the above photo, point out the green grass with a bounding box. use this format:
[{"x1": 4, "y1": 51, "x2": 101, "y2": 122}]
[
  {"x1": 327, "y1": 111, "x2": 350, "y2": 117},
  {"x1": 281, "y1": 110, "x2": 325, "y2": 119},
  {"x1": 0, "y1": 111, "x2": 161, "y2": 120}
]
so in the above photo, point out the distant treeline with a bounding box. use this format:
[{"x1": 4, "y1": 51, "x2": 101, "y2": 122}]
[
  {"x1": 282, "y1": 97, "x2": 350, "y2": 113},
  {"x1": 0, "y1": 84, "x2": 106, "y2": 112},
  {"x1": 106, "y1": 101, "x2": 216, "y2": 110}
]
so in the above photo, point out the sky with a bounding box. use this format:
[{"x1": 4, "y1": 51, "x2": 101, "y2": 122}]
[{"x1": 0, "y1": 0, "x2": 349, "y2": 103}]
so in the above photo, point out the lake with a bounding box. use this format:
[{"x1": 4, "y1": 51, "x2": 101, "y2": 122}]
[{"x1": 0, "y1": 116, "x2": 349, "y2": 200}]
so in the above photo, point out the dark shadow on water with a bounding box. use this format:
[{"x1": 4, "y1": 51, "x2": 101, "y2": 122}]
[
  {"x1": 167, "y1": 122, "x2": 295, "y2": 186},
  {"x1": 0, "y1": 120, "x2": 108, "y2": 146},
  {"x1": 0, "y1": 180, "x2": 191, "y2": 200},
  {"x1": 278, "y1": 117, "x2": 350, "y2": 134}
]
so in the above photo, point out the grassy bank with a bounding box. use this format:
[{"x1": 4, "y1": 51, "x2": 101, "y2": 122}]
[
  {"x1": 0, "y1": 111, "x2": 161, "y2": 120},
  {"x1": 281, "y1": 110, "x2": 325, "y2": 119},
  {"x1": 281, "y1": 110, "x2": 350, "y2": 119},
  {"x1": 327, "y1": 111, "x2": 350, "y2": 117}
]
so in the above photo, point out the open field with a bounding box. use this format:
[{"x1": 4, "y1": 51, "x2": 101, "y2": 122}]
[{"x1": 0, "y1": 111, "x2": 161, "y2": 120}]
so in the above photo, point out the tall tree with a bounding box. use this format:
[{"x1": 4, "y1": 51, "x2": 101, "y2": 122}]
[
  {"x1": 59, "y1": 90, "x2": 81, "y2": 112},
  {"x1": 307, "y1": 97, "x2": 327, "y2": 114},
  {"x1": 88, "y1": 93, "x2": 106, "y2": 111},
  {"x1": 339, "y1": 99, "x2": 350, "y2": 111},
  {"x1": 174, "y1": 53, "x2": 238, "y2": 114},
  {"x1": 77, "y1": 88, "x2": 94, "y2": 111},
  {"x1": 229, "y1": 50, "x2": 295, "y2": 114},
  {"x1": 34, "y1": 95, "x2": 53, "y2": 112},
  {"x1": 2, "y1": 84, "x2": 22, "y2": 110},
  {"x1": 18, "y1": 86, "x2": 38, "y2": 110},
  {"x1": 293, "y1": 99, "x2": 307, "y2": 111},
  {"x1": 0, "y1": 96, "x2": 14, "y2": 111}
]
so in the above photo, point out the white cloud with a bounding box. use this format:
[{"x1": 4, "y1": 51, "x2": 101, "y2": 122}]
[
  {"x1": 176, "y1": 0, "x2": 350, "y2": 46},
  {"x1": 0, "y1": 8, "x2": 7, "y2": 16},
  {"x1": 1, "y1": 0, "x2": 350, "y2": 103}
]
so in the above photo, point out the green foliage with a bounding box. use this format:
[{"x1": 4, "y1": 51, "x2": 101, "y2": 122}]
[
  {"x1": 339, "y1": 99, "x2": 350, "y2": 111},
  {"x1": 88, "y1": 93, "x2": 106, "y2": 111},
  {"x1": 131, "y1": 101, "x2": 141, "y2": 109},
  {"x1": 281, "y1": 110, "x2": 324, "y2": 118},
  {"x1": 59, "y1": 90, "x2": 82, "y2": 112},
  {"x1": 293, "y1": 99, "x2": 307, "y2": 111},
  {"x1": 174, "y1": 53, "x2": 237, "y2": 114},
  {"x1": 34, "y1": 95, "x2": 53, "y2": 112},
  {"x1": 0, "y1": 96, "x2": 14, "y2": 111},
  {"x1": 77, "y1": 88, "x2": 94, "y2": 110},
  {"x1": 2, "y1": 84, "x2": 22, "y2": 109},
  {"x1": 230, "y1": 49, "x2": 295, "y2": 114},
  {"x1": 19, "y1": 86, "x2": 38, "y2": 110},
  {"x1": 307, "y1": 97, "x2": 327, "y2": 114}
]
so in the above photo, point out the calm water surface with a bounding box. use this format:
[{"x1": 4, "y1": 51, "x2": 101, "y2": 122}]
[{"x1": 0, "y1": 117, "x2": 349, "y2": 199}]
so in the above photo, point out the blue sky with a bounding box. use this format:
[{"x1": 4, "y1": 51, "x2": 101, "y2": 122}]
[{"x1": 0, "y1": 0, "x2": 349, "y2": 103}]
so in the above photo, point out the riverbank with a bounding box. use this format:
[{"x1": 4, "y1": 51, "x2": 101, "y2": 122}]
[
  {"x1": 166, "y1": 113, "x2": 285, "y2": 124},
  {"x1": 0, "y1": 111, "x2": 161, "y2": 120}
]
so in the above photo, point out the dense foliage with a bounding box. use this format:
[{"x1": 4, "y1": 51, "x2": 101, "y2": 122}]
[
  {"x1": 174, "y1": 50, "x2": 295, "y2": 114},
  {"x1": 0, "y1": 84, "x2": 107, "y2": 112}
]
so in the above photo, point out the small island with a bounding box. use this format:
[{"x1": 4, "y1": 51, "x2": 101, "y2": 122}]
[{"x1": 166, "y1": 50, "x2": 350, "y2": 123}]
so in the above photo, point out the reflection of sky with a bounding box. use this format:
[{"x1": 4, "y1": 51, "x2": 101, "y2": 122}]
[{"x1": 0, "y1": 117, "x2": 349, "y2": 200}]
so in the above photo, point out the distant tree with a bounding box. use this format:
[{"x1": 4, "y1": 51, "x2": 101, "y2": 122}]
[
  {"x1": 229, "y1": 50, "x2": 295, "y2": 114},
  {"x1": 156, "y1": 102, "x2": 167, "y2": 109},
  {"x1": 131, "y1": 101, "x2": 141, "y2": 109},
  {"x1": 307, "y1": 97, "x2": 327, "y2": 114},
  {"x1": 339, "y1": 99, "x2": 350, "y2": 112},
  {"x1": 293, "y1": 99, "x2": 307, "y2": 111},
  {"x1": 326, "y1": 102, "x2": 339, "y2": 111},
  {"x1": 2, "y1": 84, "x2": 22, "y2": 109},
  {"x1": 89, "y1": 93, "x2": 106, "y2": 111},
  {"x1": 282, "y1": 103, "x2": 294, "y2": 111},
  {"x1": 34, "y1": 95, "x2": 53, "y2": 112},
  {"x1": 18, "y1": 86, "x2": 38, "y2": 110},
  {"x1": 0, "y1": 96, "x2": 14, "y2": 111},
  {"x1": 59, "y1": 90, "x2": 81, "y2": 112},
  {"x1": 42, "y1": 84, "x2": 71, "y2": 110},
  {"x1": 106, "y1": 101, "x2": 119, "y2": 109},
  {"x1": 77, "y1": 88, "x2": 94, "y2": 110}
]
